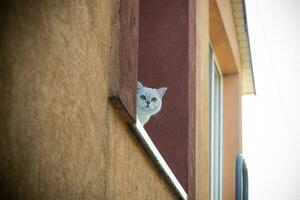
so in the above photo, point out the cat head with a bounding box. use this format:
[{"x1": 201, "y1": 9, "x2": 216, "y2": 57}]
[{"x1": 136, "y1": 81, "x2": 167, "y2": 116}]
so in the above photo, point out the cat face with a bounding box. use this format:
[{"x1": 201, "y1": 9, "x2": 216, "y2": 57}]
[{"x1": 136, "y1": 81, "x2": 167, "y2": 116}]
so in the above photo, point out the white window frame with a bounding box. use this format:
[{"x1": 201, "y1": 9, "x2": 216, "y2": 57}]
[{"x1": 209, "y1": 45, "x2": 223, "y2": 200}]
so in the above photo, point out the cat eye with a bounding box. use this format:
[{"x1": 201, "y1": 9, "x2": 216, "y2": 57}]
[
  {"x1": 140, "y1": 95, "x2": 146, "y2": 100},
  {"x1": 151, "y1": 97, "x2": 157, "y2": 102}
]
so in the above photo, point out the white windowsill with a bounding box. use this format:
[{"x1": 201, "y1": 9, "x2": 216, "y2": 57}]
[{"x1": 128, "y1": 119, "x2": 188, "y2": 200}]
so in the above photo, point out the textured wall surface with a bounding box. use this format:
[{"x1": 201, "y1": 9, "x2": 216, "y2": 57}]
[
  {"x1": 195, "y1": 0, "x2": 210, "y2": 199},
  {"x1": 209, "y1": 0, "x2": 243, "y2": 199},
  {"x1": 138, "y1": 0, "x2": 189, "y2": 190},
  {"x1": 0, "y1": 0, "x2": 175, "y2": 199},
  {"x1": 215, "y1": 0, "x2": 242, "y2": 72},
  {"x1": 222, "y1": 74, "x2": 242, "y2": 200}
]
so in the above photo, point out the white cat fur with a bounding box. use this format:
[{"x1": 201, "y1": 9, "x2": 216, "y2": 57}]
[{"x1": 136, "y1": 81, "x2": 167, "y2": 126}]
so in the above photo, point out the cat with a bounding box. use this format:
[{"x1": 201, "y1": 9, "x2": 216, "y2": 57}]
[{"x1": 136, "y1": 81, "x2": 167, "y2": 126}]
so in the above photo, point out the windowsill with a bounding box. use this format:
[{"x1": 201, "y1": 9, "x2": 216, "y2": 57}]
[{"x1": 128, "y1": 119, "x2": 188, "y2": 200}]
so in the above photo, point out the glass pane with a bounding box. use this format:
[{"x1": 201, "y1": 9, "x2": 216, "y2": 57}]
[
  {"x1": 214, "y1": 64, "x2": 221, "y2": 200},
  {"x1": 210, "y1": 55, "x2": 222, "y2": 200}
]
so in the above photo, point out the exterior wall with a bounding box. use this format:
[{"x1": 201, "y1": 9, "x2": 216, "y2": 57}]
[
  {"x1": 0, "y1": 0, "x2": 245, "y2": 200},
  {"x1": 0, "y1": 0, "x2": 175, "y2": 199},
  {"x1": 210, "y1": 0, "x2": 243, "y2": 200},
  {"x1": 222, "y1": 74, "x2": 242, "y2": 200},
  {"x1": 195, "y1": 0, "x2": 210, "y2": 199},
  {"x1": 209, "y1": 0, "x2": 242, "y2": 74},
  {"x1": 215, "y1": 0, "x2": 242, "y2": 72}
]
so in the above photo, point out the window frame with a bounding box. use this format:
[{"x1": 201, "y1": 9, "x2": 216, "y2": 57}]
[
  {"x1": 209, "y1": 46, "x2": 223, "y2": 200},
  {"x1": 110, "y1": 0, "x2": 195, "y2": 199}
]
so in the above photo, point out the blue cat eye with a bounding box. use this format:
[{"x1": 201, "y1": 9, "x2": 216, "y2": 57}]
[
  {"x1": 140, "y1": 95, "x2": 146, "y2": 100},
  {"x1": 151, "y1": 97, "x2": 157, "y2": 102}
]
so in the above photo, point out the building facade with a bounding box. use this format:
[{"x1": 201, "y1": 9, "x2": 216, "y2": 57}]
[{"x1": 0, "y1": 0, "x2": 254, "y2": 199}]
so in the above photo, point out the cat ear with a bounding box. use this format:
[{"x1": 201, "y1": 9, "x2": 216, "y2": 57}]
[
  {"x1": 157, "y1": 87, "x2": 167, "y2": 98},
  {"x1": 137, "y1": 81, "x2": 144, "y2": 89}
]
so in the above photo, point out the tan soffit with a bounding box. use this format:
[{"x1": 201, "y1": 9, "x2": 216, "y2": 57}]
[{"x1": 232, "y1": 0, "x2": 256, "y2": 95}]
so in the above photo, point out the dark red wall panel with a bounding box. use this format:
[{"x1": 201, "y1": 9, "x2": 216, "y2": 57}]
[{"x1": 138, "y1": 0, "x2": 189, "y2": 191}]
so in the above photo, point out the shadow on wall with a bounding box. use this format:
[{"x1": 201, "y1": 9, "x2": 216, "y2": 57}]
[{"x1": 0, "y1": 1, "x2": 18, "y2": 198}]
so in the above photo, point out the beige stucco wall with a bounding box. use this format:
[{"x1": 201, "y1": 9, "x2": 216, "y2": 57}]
[
  {"x1": 216, "y1": 1, "x2": 243, "y2": 200},
  {"x1": 215, "y1": 0, "x2": 242, "y2": 73},
  {"x1": 0, "y1": 0, "x2": 175, "y2": 199},
  {"x1": 210, "y1": 0, "x2": 243, "y2": 199},
  {"x1": 222, "y1": 74, "x2": 242, "y2": 200},
  {"x1": 195, "y1": 0, "x2": 210, "y2": 199}
]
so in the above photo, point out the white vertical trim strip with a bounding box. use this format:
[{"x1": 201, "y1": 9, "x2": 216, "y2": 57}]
[{"x1": 209, "y1": 45, "x2": 223, "y2": 200}]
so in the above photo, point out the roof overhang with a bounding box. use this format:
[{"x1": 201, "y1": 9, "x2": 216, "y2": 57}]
[{"x1": 232, "y1": 0, "x2": 256, "y2": 95}]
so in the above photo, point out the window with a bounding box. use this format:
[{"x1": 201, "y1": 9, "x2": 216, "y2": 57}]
[
  {"x1": 136, "y1": 0, "x2": 193, "y2": 197},
  {"x1": 209, "y1": 46, "x2": 223, "y2": 200},
  {"x1": 112, "y1": 0, "x2": 196, "y2": 199}
]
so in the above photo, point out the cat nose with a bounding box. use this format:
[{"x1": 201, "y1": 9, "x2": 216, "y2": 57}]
[{"x1": 146, "y1": 100, "x2": 150, "y2": 105}]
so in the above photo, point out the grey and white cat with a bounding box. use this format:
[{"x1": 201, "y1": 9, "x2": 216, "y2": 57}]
[{"x1": 136, "y1": 81, "x2": 167, "y2": 126}]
